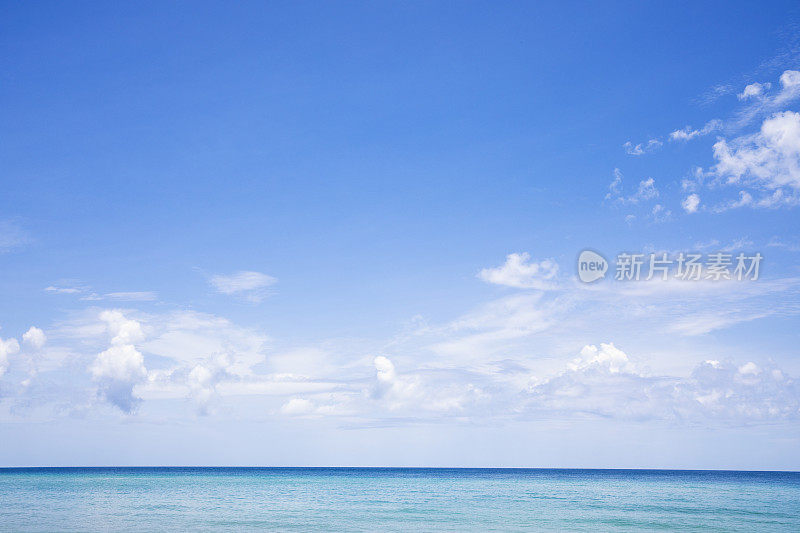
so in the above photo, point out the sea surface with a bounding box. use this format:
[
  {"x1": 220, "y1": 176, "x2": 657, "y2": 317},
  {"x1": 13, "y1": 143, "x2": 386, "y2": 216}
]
[{"x1": 0, "y1": 468, "x2": 798, "y2": 532}]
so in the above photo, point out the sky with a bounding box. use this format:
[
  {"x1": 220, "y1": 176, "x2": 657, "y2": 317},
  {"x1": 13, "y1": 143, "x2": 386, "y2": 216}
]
[{"x1": 2, "y1": 1, "x2": 800, "y2": 469}]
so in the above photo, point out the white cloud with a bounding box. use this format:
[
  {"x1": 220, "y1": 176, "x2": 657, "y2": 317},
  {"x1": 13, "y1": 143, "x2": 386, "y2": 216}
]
[
  {"x1": 636, "y1": 178, "x2": 659, "y2": 202},
  {"x1": 44, "y1": 286, "x2": 82, "y2": 294},
  {"x1": 650, "y1": 203, "x2": 672, "y2": 222},
  {"x1": 279, "y1": 397, "x2": 342, "y2": 417},
  {"x1": 738, "y1": 82, "x2": 771, "y2": 100},
  {"x1": 525, "y1": 344, "x2": 800, "y2": 423},
  {"x1": 669, "y1": 119, "x2": 722, "y2": 141},
  {"x1": 369, "y1": 355, "x2": 483, "y2": 414},
  {"x1": 568, "y1": 343, "x2": 636, "y2": 374},
  {"x1": 43, "y1": 285, "x2": 156, "y2": 302},
  {"x1": 90, "y1": 344, "x2": 147, "y2": 384},
  {"x1": 0, "y1": 336, "x2": 20, "y2": 378},
  {"x1": 105, "y1": 292, "x2": 158, "y2": 302},
  {"x1": 186, "y1": 354, "x2": 232, "y2": 415},
  {"x1": 99, "y1": 310, "x2": 145, "y2": 345},
  {"x1": 478, "y1": 253, "x2": 558, "y2": 290},
  {"x1": 280, "y1": 398, "x2": 316, "y2": 415},
  {"x1": 22, "y1": 327, "x2": 46, "y2": 350},
  {"x1": 606, "y1": 168, "x2": 623, "y2": 200},
  {"x1": 774, "y1": 70, "x2": 800, "y2": 106},
  {"x1": 623, "y1": 138, "x2": 662, "y2": 155},
  {"x1": 209, "y1": 271, "x2": 277, "y2": 302},
  {"x1": 88, "y1": 311, "x2": 148, "y2": 413},
  {"x1": 675, "y1": 359, "x2": 799, "y2": 420},
  {"x1": 682, "y1": 193, "x2": 700, "y2": 213},
  {"x1": 0, "y1": 220, "x2": 29, "y2": 253},
  {"x1": 89, "y1": 344, "x2": 147, "y2": 413},
  {"x1": 667, "y1": 311, "x2": 769, "y2": 336},
  {"x1": 732, "y1": 70, "x2": 800, "y2": 128},
  {"x1": 711, "y1": 110, "x2": 800, "y2": 191},
  {"x1": 605, "y1": 170, "x2": 659, "y2": 204}
]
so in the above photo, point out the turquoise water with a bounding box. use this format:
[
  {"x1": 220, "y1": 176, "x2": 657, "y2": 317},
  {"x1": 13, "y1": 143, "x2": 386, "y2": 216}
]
[{"x1": 1, "y1": 468, "x2": 798, "y2": 531}]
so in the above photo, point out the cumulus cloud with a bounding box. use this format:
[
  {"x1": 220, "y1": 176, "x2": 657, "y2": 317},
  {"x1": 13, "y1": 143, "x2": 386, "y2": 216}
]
[
  {"x1": 370, "y1": 356, "x2": 483, "y2": 414},
  {"x1": 525, "y1": 344, "x2": 800, "y2": 423},
  {"x1": 674, "y1": 359, "x2": 799, "y2": 421},
  {"x1": 738, "y1": 82, "x2": 771, "y2": 100},
  {"x1": 772, "y1": 70, "x2": 800, "y2": 107},
  {"x1": 568, "y1": 343, "x2": 636, "y2": 374},
  {"x1": 185, "y1": 352, "x2": 233, "y2": 415},
  {"x1": 209, "y1": 271, "x2": 277, "y2": 302},
  {"x1": 711, "y1": 110, "x2": 800, "y2": 192},
  {"x1": 88, "y1": 311, "x2": 148, "y2": 413},
  {"x1": 0, "y1": 336, "x2": 20, "y2": 379},
  {"x1": 478, "y1": 253, "x2": 558, "y2": 290},
  {"x1": 682, "y1": 193, "x2": 701, "y2": 213},
  {"x1": 280, "y1": 398, "x2": 316, "y2": 415},
  {"x1": 22, "y1": 327, "x2": 46, "y2": 350},
  {"x1": 731, "y1": 70, "x2": 800, "y2": 128}
]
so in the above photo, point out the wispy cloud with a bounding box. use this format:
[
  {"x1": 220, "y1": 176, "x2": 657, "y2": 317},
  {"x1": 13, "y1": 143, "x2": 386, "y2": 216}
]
[
  {"x1": 104, "y1": 292, "x2": 158, "y2": 302},
  {"x1": 209, "y1": 271, "x2": 277, "y2": 303},
  {"x1": 0, "y1": 220, "x2": 30, "y2": 253},
  {"x1": 669, "y1": 119, "x2": 722, "y2": 142},
  {"x1": 623, "y1": 138, "x2": 662, "y2": 155}
]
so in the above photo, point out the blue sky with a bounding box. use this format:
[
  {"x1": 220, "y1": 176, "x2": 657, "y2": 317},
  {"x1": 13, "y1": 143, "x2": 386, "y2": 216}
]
[{"x1": 2, "y1": 1, "x2": 800, "y2": 468}]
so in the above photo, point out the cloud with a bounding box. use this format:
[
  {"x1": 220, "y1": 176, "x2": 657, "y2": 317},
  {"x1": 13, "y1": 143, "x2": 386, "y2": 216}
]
[
  {"x1": 44, "y1": 285, "x2": 156, "y2": 302},
  {"x1": 773, "y1": 70, "x2": 800, "y2": 107},
  {"x1": 370, "y1": 355, "x2": 484, "y2": 414},
  {"x1": 185, "y1": 352, "x2": 234, "y2": 415},
  {"x1": 0, "y1": 220, "x2": 29, "y2": 253},
  {"x1": 674, "y1": 359, "x2": 800, "y2": 421},
  {"x1": 44, "y1": 286, "x2": 82, "y2": 294},
  {"x1": 280, "y1": 398, "x2": 316, "y2": 415},
  {"x1": 209, "y1": 271, "x2": 277, "y2": 302},
  {"x1": 99, "y1": 310, "x2": 145, "y2": 345},
  {"x1": 732, "y1": 70, "x2": 800, "y2": 128},
  {"x1": 669, "y1": 119, "x2": 722, "y2": 142},
  {"x1": 635, "y1": 178, "x2": 659, "y2": 202},
  {"x1": 22, "y1": 327, "x2": 46, "y2": 350},
  {"x1": 0, "y1": 336, "x2": 21, "y2": 379},
  {"x1": 478, "y1": 253, "x2": 558, "y2": 290},
  {"x1": 623, "y1": 138, "x2": 662, "y2": 155},
  {"x1": 605, "y1": 170, "x2": 659, "y2": 204},
  {"x1": 279, "y1": 397, "x2": 341, "y2": 417},
  {"x1": 667, "y1": 311, "x2": 769, "y2": 336},
  {"x1": 682, "y1": 193, "x2": 700, "y2": 213},
  {"x1": 568, "y1": 343, "x2": 636, "y2": 374},
  {"x1": 88, "y1": 311, "x2": 148, "y2": 413},
  {"x1": 650, "y1": 203, "x2": 672, "y2": 222},
  {"x1": 711, "y1": 110, "x2": 800, "y2": 192},
  {"x1": 738, "y1": 82, "x2": 771, "y2": 100},
  {"x1": 525, "y1": 344, "x2": 800, "y2": 423},
  {"x1": 105, "y1": 292, "x2": 158, "y2": 302}
]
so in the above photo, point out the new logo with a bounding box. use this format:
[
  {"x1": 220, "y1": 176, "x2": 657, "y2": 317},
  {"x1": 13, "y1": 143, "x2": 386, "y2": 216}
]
[{"x1": 577, "y1": 250, "x2": 608, "y2": 283}]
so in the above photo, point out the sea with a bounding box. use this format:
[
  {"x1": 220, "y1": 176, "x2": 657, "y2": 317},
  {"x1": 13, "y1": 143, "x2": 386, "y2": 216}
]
[{"x1": 0, "y1": 468, "x2": 798, "y2": 531}]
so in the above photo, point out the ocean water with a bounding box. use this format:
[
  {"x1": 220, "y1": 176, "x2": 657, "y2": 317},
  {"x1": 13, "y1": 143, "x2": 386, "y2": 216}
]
[{"x1": 0, "y1": 468, "x2": 798, "y2": 532}]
